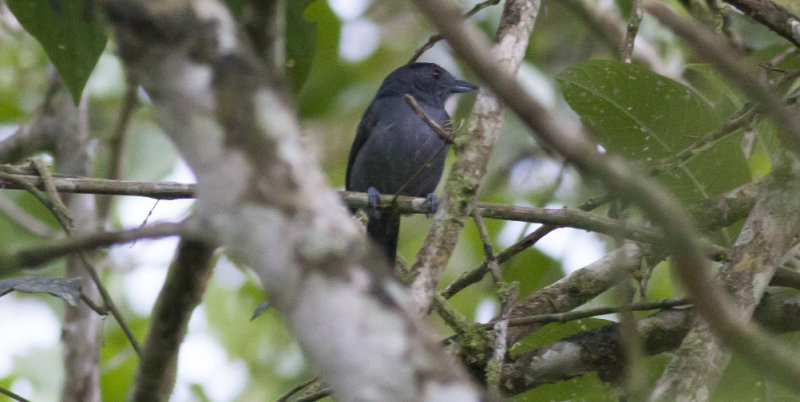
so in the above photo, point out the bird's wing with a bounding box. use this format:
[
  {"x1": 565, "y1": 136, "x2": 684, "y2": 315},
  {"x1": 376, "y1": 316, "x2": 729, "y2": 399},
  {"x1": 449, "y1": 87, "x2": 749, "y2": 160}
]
[{"x1": 346, "y1": 102, "x2": 379, "y2": 190}]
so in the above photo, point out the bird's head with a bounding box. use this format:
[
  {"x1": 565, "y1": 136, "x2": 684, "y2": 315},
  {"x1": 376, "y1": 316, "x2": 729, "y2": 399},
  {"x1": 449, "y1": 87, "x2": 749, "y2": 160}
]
[{"x1": 376, "y1": 62, "x2": 477, "y2": 106}]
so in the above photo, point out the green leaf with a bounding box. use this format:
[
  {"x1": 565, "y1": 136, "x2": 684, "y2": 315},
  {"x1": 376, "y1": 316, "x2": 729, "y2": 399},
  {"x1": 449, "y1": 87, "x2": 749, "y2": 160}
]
[
  {"x1": 0, "y1": 88, "x2": 25, "y2": 122},
  {"x1": 6, "y1": 0, "x2": 107, "y2": 104},
  {"x1": 558, "y1": 60, "x2": 720, "y2": 161},
  {"x1": 615, "y1": 0, "x2": 633, "y2": 19},
  {"x1": 225, "y1": 0, "x2": 247, "y2": 17},
  {"x1": 656, "y1": 131, "x2": 750, "y2": 203},
  {"x1": 511, "y1": 319, "x2": 611, "y2": 353},
  {"x1": 286, "y1": 0, "x2": 318, "y2": 93},
  {"x1": 297, "y1": 0, "x2": 346, "y2": 117},
  {"x1": 684, "y1": 63, "x2": 745, "y2": 114},
  {"x1": 713, "y1": 332, "x2": 800, "y2": 401},
  {"x1": 558, "y1": 59, "x2": 750, "y2": 203},
  {"x1": 749, "y1": 119, "x2": 779, "y2": 178},
  {"x1": 503, "y1": 246, "x2": 563, "y2": 298}
]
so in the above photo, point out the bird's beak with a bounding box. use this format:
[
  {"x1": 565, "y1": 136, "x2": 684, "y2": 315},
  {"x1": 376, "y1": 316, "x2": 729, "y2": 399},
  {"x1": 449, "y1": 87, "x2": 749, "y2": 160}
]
[{"x1": 452, "y1": 79, "x2": 477, "y2": 93}]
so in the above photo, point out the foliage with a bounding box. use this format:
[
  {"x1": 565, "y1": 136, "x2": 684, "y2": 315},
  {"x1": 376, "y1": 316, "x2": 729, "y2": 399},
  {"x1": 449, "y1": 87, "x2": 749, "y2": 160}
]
[
  {"x1": 0, "y1": 0, "x2": 798, "y2": 400},
  {"x1": 6, "y1": 0, "x2": 106, "y2": 104}
]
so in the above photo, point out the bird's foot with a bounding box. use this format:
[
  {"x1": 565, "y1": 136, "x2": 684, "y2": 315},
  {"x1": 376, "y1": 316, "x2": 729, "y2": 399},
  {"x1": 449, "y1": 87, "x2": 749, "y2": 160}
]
[
  {"x1": 367, "y1": 187, "x2": 382, "y2": 217},
  {"x1": 424, "y1": 193, "x2": 438, "y2": 217}
]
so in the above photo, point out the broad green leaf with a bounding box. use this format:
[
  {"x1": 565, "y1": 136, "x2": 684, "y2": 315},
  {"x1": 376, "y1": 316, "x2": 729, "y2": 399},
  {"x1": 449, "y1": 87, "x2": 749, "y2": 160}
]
[
  {"x1": 615, "y1": 0, "x2": 633, "y2": 19},
  {"x1": 223, "y1": 0, "x2": 316, "y2": 93},
  {"x1": 558, "y1": 59, "x2": 720, "y2": 161},
  {"x1": 511, "y1": 319, "x2": 611, "y2": 353},
  {"x1": 558, "y1": 59, "x2": 750, "y2": 203},
  {"x1": 286, "y1": 0, "x2": 318, "y2": 93},
  {"x1": 7, "y1": 0, "x2": 107, "y2": 104},
  {"x1": 0, "y1": 88, "x2": 24, "y2": 121},
  {"x1": 297, "y1": 0, "x2": 345, "y2": 117},
  {"x1": 100, "y1": 316, "x2": 149, "y2": 401},
  {"x1": 225, "y1": 0, "x2": 247, "y2": 17},
  {"x1": 749, "y1": 119, "x2": 779, "y2": 178},
  {"x1": 685, "y1": 63, "x2": 745, "y2": 113},
  {"x1": 512, "y1": 372, "x2": 618, "y2": 401},
  {"x1": 657, "y1": 131, "x2": 750, "y2": 203},
  {"x1": 713, "y1": 332, "x2": 800, "y2": 401},
  {"x1": 503, "y1": 246, "x2": 563, "y2": 298}
]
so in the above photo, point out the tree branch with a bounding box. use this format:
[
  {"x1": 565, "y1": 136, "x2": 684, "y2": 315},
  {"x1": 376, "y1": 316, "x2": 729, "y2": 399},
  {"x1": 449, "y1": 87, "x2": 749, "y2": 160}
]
[
  {"x1": 652, "y1": 153, "x2": 800, "y2": 399},
  {"x1": 0, "y1": 222, "x2": 183, "y2": 273},
  {"x1": 722, "y1": 0, "x2": 800, "y2": 48},
  {"x1": 645, "y1": 1, "x2": 800, "y2": 154},
  {"x1": 103, "y1": 0, "x2": 483, "y2": 399},
  {"x1": 0, "y1": 169, "x2": 195, "y2": 199},
  {"x1": 412, "y1": 0, "x2": 800, "y2": 394},
  {"x1": 408, "y1": 0, "x2": 502, "y2": 63},
  {"x1": 1, "y1": 171, "x2": 716, "y2": 244},
  {"x1": 502, "y1": 292, "x2": 800, "y2": 395},
  {"x1": 409, "y1": 0, "x2": 541, "y2": 315},
  {"x1": 132, "y1": 238, "x2": 215, "y2": 401},
  {"x1": 0, "y1": 72, "x2": 65, "y2": 164}
]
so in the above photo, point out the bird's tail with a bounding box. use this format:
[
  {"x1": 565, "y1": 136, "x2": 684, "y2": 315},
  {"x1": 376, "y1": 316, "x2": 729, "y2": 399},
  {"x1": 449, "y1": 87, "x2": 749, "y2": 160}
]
[{"x1": 367, "y1": 213, "x2": 400, "y2": 266}]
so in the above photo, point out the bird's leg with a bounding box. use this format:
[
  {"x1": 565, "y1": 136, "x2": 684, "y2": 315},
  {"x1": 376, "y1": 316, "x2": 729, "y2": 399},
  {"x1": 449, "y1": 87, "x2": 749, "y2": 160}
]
[
  {"x1": 424, "y1": 193, "x2": 438, "y2": 217},
  {"x1": 367, "y1": 186, "x2": 382, "y2": 218}
]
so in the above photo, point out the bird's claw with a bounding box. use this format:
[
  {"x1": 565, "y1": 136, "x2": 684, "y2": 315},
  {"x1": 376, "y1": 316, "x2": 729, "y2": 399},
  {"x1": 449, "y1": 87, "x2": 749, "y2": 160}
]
[
  {"x1": 424, "y1": 193, "x2": 438, "y2": 217},
  {"x1": 367, "y1": 187, "x2": 382, "y2": 217}
]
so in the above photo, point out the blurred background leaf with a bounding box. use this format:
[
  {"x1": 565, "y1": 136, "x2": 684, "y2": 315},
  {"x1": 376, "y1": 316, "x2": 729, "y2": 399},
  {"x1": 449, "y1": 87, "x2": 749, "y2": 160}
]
[{"x1": 6, "y1": 0, "x2": 106, "y2": 104}]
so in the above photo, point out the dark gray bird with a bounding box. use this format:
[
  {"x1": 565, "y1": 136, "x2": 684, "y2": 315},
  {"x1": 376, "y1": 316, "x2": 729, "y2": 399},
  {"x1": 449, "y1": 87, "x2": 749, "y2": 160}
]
[{"x1": 346, "y1": 62, "x2": 477, "y2": 265}]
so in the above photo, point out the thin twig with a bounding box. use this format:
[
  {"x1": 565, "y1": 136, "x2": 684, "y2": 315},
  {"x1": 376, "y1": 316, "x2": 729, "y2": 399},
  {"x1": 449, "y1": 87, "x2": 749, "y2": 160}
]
[
  {"x1": 0, "y1": 222, "x2": 184, "y2": 273},
  {"x1": 471, "y1": 207, "x2": 501, "y2": 282},
  {"x1": 720, "y1": 0, "x2": 800, "y2": 48},
  {"x1": 759, "y1": 45, "x2": 795, "y2": 82},
  {"x1": 0, "y1": 169, "x2": 195, "y2": 199},
  {"x1": 293, "y1": 388, "x2": 332, "y2": 402},
  {"x1": 32, "y1": 160, "x2": 73, "y2": 226},
  {"x1": 3, "y1": 167, "x2": 143, "y2": 356},
  {"x1": 81, "y1": 292, "x2": 109, "y2": 316},
  {"x1": 276, "y1": 377, "x2": 319, "y2": 402},
  {"x1": 408, "y1": 0, "x2": 501, "y2": 63},
  {"x1": 99, "y1": 75, "x2": 139, "y2": 221},
  {"x1": 645, "y1": 1, "x2": 800, "y2": 153},
  {"x1": 131, "y1": 200, "x2": 160, "y2": 247},
  {"x1": 488, "y1": 281, "x2": 518, "y2": 395},
  {"x1": 442, "y1": 193, "x2": 611, "y2": 299},
  {"x1": 0, "y1": 172, "x2": 650, "y2": 239},
  {"x1": 499, "y1": 298, "x2": 691, "y2": 327},
  {"x1": 131, "y1": 238, "x2": 215, "y2": 401},
  {"x1": 388, "y1": 94, "x2": 455, "y2": 206},
  {"x1": 0, "y1": 386, "x2": 31, "y2": 402},
  {"x1": 389, "y1": 143, "x2": 448, "y2": 207},
  {"x1": 615, "y1": 259, "x2": 649, "y2": 399},
  {"x1": 0, "y1": 172, "x2": 69, "y2": 229},
  {"x1": 620, "y1": 0, "x2": 643, "y2": 62},
  {"x1": 403, "y1": 94, "x2": 454, "y2": 143},
  {"x1": 0, "y1": 194, "x2": 55, "y2": 236},
  {"x1": 0, "y1": 170, "x2": 747, "y2": 252},
  {"x1": 650, "y1": 104, "x2": 756, "y2": 175}
]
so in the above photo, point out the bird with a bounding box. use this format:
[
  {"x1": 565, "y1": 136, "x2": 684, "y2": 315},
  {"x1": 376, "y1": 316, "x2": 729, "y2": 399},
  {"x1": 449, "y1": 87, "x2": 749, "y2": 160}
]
[{"x1": 346, "y1": 62, "x2": 477, "y2": 266}]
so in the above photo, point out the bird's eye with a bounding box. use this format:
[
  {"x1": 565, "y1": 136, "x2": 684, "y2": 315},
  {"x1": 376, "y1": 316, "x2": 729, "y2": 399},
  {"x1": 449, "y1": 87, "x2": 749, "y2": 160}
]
[{"x1": 432, "y1": 68, "x2": 441, "y2": 79}]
